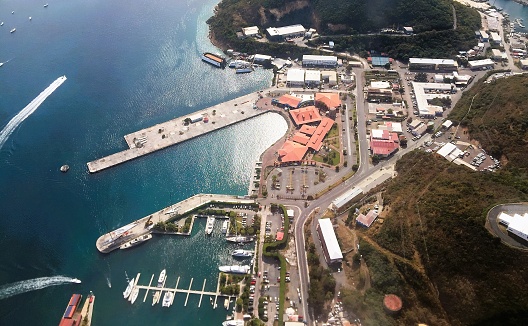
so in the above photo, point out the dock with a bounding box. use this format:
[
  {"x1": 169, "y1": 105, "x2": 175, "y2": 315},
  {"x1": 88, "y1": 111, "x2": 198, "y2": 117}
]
[
  {"x1": 131, "y1": 272, "x2": 231, "y2": 308},
  {"x1": 87, "y1": 92, "x2": 269, "y2": 173},
  {"x1": 95, "y1": 193, "x2": 256, "y2": 253}
]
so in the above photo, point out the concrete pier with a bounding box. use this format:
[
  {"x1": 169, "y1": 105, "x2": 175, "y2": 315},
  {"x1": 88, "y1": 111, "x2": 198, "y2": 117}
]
[
  {"x1": 87, "y1": 92, "x2": 269, "y2": 173},
  {"x1": 95, "y1": 193, "x2": 256, "y2": 253}
]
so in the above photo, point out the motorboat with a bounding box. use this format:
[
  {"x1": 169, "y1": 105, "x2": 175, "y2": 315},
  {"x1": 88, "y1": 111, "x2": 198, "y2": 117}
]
[
  {"x1": 162, "y1": 291, "x2": 173, "y2": 307},
  {"x1": 225, "y1": 235, "x2": 254, "y2": 243},
  {"x1": 221, "y1": 220, "x2": 229, "y2": 233},
  {"x1": 218, "y1": 265, "x2": 250, "y2": 274},
  {"x1": 10, "y1": 28, "x2": 16, "y2": 33},
  {"x1": 119, "y1": 234, "x2": 152, "y2": 249},
  {"x1": 71, "y1": 278, "x2": 82, "y2": 284},
  {"x1": 44, "y1": 3, "x2": 49, "y2": 7},
  {"x1": 123, "y1": 278, "x2": 135, "y2": 299},
  {"x1": 205, "y1": 216, "x2": 215, "y2": 235},
  {"x1": 29, "y1": 17, "x2": 32, "y2": 21},
  {"x1": 157, "y1": 269, "x2": 166, "y2": 287},
  {"x1": 129, "y1": 287, "x2": 139, "y2": 304},
  {"x1": 232, "y1": 249, "x2": 253, "y2": 258},
  {"x1": 1, "y1": 22, "x2": 4, "y2": 26},
  {"x1": 222, "y1": 320, "x2": 244, "y2": 326}
]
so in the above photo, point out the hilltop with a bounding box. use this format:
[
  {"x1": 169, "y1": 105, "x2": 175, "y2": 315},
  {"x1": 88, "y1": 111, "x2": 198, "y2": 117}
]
[{"x1": 341, "y1": 75, "x2": 528, "y2": 325}]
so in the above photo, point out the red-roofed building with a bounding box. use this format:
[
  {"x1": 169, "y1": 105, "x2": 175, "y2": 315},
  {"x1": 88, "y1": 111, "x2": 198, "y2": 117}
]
[
  {"x1": 277, "y1": 94, "x2": 302, "y2": 108},
  {"x1": 289, "y1": 106, "x2": 322, "y2": 126},
  {"x1": 307, "y1": 117, "x2": 334, "y2": 151},
  {"x1": 356, "y1": 210, "x2": 379, "y2": 227},
  {"x1": 370, "y1": 139, "x2": 399, "y2": 157},
  {"x1": 292, "y1": 132, "x2": 310, "y2": 145},
  {"x1": 299, "y1": 125, "x2": 317, "y2": 135},
  {"x1": 276, "y1": 232, "x2": 284, "y2": 241},
  {"x1": 278, "y1": 141, "x2": 308, "y2": 163},
  {"x1": 315, "y1": 93, "x2": 341, "y2": 109}
]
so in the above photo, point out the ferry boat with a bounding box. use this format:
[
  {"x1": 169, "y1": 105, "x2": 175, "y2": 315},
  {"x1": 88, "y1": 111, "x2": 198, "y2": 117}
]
[
  {"x1": 10, "y1": 28, "x2": 16, "y2": 33},
  {"x1": 222, "y1": 319, "x2": 245, "y2": 326},
  {"x1": 232, "y1": 249, "x2": 253, "y2": 258},
  {"x1": 201, "y1": 52, "x2": 226, "y2": 68},
  {"x1": 119, "y1": 233, "x2": 152, "y2": 249},
  {"x1": 157, "y1": 269, "x2": 166, "y2": 287},
  {"x1": 205, "y1": 216, "x2": 215, "y2": 235},
  {"x1": 129, "y1": 287, "x2": 139, "y2": 304},
  {"x1": 162, "y1": 291, "x2": 173, "y2": 307},
  {"x1": 225, "y1": 235, "x2": 254, "y2": 243},
  {"x1": 218, "y1": 265, "x2": 250, "y2": 274},
  {"x1": 123, "y1": 278, "x2": 135, "y2": 299},
  {"x1": 221, "y1": 220, "x2": 229, "y2": 233}
]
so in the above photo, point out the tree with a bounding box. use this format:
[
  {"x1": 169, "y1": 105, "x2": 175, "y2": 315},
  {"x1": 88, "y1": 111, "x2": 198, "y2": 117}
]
[
  {"x1": 414, "y1": 72, "x2": 428, "y2": 82},
  {"x1": 236, "y1": 298, "x2": 243, "y2": 312}
]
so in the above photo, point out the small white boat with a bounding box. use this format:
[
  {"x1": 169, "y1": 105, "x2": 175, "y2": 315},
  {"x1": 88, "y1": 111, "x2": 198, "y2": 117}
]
[
  {"x1": 1, "y1": 22, "x2": 4, "y2": 26},
  {"x1": 219, "y1": 265, "x2": 250, "y2": 274},
  {"x1": 123, "y1": 278, "x2": 135, "y2": 299},
  {"x1": 232, "y1": 249, "x2": 253, "y2": 258},
  {"x1": 157, "y1": 269, "x2": 166, "y2": 287},
  {"x1": 29, "y1": 17, "x2": 32, "y2": 21},
  {"x1": 129, "y1": 287, "x2": 139, "y2": 304},
  {"x1": 11, "y1": 11, "x2": 14, "y2": 14},
  {"x1": 205, "y1": 216, "x2": 215, "y2": 235},
  {"x1": 221, "y1": 220, "x2": 229, "y2": 233},
  {"x1": 222, "y1": 320, "x2": 244, "y2": 326},
  {"x1": 162, "y1": 291, "x2": 173, "y2": 307},
  {"x1": 10, "y1": 28, "x2": 16, "y2": 33},
  {"x1": 71, "y1": 278, "x2": 82, "y2": 284},
  {"x1": 44, "y1": 3, "x2": 49, "y2": 7},
  {"x1": 152, "y1": 290, "x2": 161, "y2": 306},
  {"x1": 0, "y1": 63, "x2": 3, "y2": 67}
]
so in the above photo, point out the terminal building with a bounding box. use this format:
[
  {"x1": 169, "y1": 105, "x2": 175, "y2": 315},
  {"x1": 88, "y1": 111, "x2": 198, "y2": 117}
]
[
  {"x1": 266, "y1": 24, "x2": 305, "y2": 41},
  {"x1": 409, "y1": 58, "x2": 458, "y2": 71},
  {"x1": 316, "y1": 218, "x2": 343, "y2": 264},
  {"x1": 302, "y1": 54, "x2": 338, "y2": 68},
  {"x1": 498, "y1": 212, "x2": 528, "y2": 244}
]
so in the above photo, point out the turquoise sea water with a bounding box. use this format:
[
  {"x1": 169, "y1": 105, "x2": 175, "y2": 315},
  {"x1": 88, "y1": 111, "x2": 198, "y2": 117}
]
[
  {"x1": 491, "y1": 0, "x2": 528, "y2": 32},
  {"x1": 0, "y1": 0, "x2": 286, "y2": 325}
]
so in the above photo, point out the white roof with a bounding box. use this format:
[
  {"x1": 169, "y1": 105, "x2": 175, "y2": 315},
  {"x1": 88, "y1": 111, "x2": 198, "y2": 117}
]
[
  {"x1": 521, "y1": 59, "x2": 528, "y2": 66},
  {"x1": 243, "y1": 26, "x2": 259, "y2": 36},
  {"x1": 266, "y1": 24, "x2": 305, "y2": 37},
  {"x1": 387, "y1": 122, "x2": 403, "y2": 133},
  {"x1": 468, "y1": 59, "x2": 494, "y2": 68},
  {"x1": 304, "y1": 70, "x2": 321, "y2": 82},
  {"x1": 286, "y1": 209, "x2": 294, "y2": 218},
  {"x1": 371, "y1": 81, "x2": 391, "y2": 89},
  {"x1": 490, "y1": 32, "x2": 501, "y2": 41},
  {"x1": 498, "y1": 212, "x2": 528, "y2": 239},
  {"x1": 437, "y1": 142, "x2": 457, "y2": 157},
  {"x1": 412, "y1": 82, "x2": 452, "y2": 117},
  {"x1": 253, "y1": 54, "x2": 272, "y2": 61},
  {"x1": 318, "y1": 218, "x2": 343, "y2": 261},
  {"x1": 287, "y1": 69, "x2": 305, "y2": 83},
  {"x1": 442, "y1": 120, "x2": 453, "y2": 129},
  {"x1": 332, "y1": 187, "x2": 363, "y2": 209},
  {"x1": 480, "y1": 30, "x2": 489, "y2": 38},
  {"x1": 409, "y1": 58, "x2": 457, "y2": 66},
  {"x1": 371, "y1": 129, "x2": 385, "y2": 139},
  {"x1": 302, "y1": 54, "x2": 338, "y2": 63}
]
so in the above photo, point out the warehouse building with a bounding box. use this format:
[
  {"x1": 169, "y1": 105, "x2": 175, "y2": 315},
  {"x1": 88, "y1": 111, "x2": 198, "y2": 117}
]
[
  {"x1": 498, "y1": 212, "x2": 528, "y2": 244},
  {"x1": 468, "y1": 59, "x2": 495, "y2": 70},
  {"x1": 317, "y1": 218, "x2": 343, "y2": 264},
  {"x1": 409, "y1": 58, "x2": 458, "y2": 71},
  {"x1": 242, "y1": 26, "x2": 259, "y2": 37},
  {"x1": 302, "y1": 54, "x2": 338, "y2": 68},
  {"x1": 331, "y1": 187, "x2": 363, "y2": 211},
  {"x1": 490, "y1": 32, "x2": 502, "y2": 44},
  {"x1": 286, "y1": 69, "x2": 305, "y2": 87},
  {"x1": 321, "y1": 71, "x2": 338, "y2": 86},
  {"x1": 305, "y1": 70, "x2": 321, "y2": 86},
  {"x1": 266, "y1": 24, "x2": 306, "y2": 41}
]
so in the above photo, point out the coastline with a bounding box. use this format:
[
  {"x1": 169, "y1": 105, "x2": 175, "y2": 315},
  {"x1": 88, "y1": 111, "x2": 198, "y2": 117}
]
[{"x1": 512, "y1": 0, "x2": 528, "y2": 7}]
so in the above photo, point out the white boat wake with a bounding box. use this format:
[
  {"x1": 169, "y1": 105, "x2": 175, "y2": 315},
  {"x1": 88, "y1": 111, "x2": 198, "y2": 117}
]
[
  {"x1": 0, "y1": 75, "x2": 67, "y2": 150},
  {"x1": 0, "y1": 275, "x2": 81, "y2": 300}
]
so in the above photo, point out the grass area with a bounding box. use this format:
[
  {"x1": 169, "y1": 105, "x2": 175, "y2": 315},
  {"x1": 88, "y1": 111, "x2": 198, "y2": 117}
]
[
  {"x1": 327, "y1": 123, "x2": 339, "y2": 139},
  {"x1": 313, "y1": 148, "x2": 340, "y2": 166}
]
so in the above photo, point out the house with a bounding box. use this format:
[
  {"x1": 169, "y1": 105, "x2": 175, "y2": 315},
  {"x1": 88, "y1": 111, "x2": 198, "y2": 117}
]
[
  {"x1": 242, "y1": 26, "x2": 259, "y2": 38},
  {"x1": 277, "y1": 94, "x2": 303, "y2": 109},
  {"x1": 277, "y1": 140, "x2": 308, "y2": 163},
  {"x1": 315, "y1": 92, "x2": 341, "y2": 109}
]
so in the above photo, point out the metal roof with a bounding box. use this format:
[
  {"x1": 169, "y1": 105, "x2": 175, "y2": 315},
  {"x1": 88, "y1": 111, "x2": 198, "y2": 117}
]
[{"x1": 318, "y1": 218, "x2": 343, "y2": 261}]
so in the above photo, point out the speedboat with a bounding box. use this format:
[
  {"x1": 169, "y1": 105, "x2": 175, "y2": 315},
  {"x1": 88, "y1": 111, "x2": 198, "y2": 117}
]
[
  {"x1": 232, "y1": 249, "x2": 253, "y2": 258},
  {"x1": 225, "y1": 235, "x2": 254, "y2": 243},
  {"x1": 0, "y1": 63, "x2": 3, "y2": 67},
  {"x1": 119, "y1": 234, "x2": 152, "y2": 249},
  {"x1": 221, "y1": 220, "x2": 229, "y2": 233},
  {"x1": 44, "y1": 3, "x2": 49, "y2": 7},
  {"x1": 222, "y1": 320, "x2": 244, "y2": 326},
  {"x1": 1, "y1": 22, "x2": 4, "y2": 26},
  {"x1": 123, "y1": 278, "x2": 135, "y2": 299},
  {"x1": 71, "y1": 278, "x2": 82, "y2": 284},
  {"x1": 162, "y1": 291, "x2": 173, "y2": 307},
  {"x1": 218, "y1": 265, "x2": 250, "y2": 274},
  {"x1": 10, "y1": 28, "x2": 16, "y2": 33},
  {"x1": 129, "y1": 287, "x2": 139, "y2": 304},
  {"x1": 157, "y1": 269, "x2": 166, "y2": 287}
]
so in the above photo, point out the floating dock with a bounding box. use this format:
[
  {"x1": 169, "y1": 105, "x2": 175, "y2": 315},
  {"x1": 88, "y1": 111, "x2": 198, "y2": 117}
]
[
  {"x1": 95, "y1": 193, "x2": 256, "y2": 253},
  {"x1": 87, "y1": 92, "x2": 268, "y2": 173}
]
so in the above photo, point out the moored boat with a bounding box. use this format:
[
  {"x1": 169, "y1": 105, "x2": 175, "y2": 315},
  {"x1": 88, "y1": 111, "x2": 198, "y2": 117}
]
[
  {"x1": 123, "y1": 278, "x2": 135, "y2": 299},
  {"x1": 201, "y1": 52, "x2": 226, "y2": 68},
  {"x1": 232, "y1": 249, "x2": 253, "y2": 258},
  {"x1": 119, "y1": 233, "x2": 152, "y2": 249},
  {"x1": 236, "y1": 67, "x2": 253, "y2": 74},
  {"x1": 205, "y1": 216, "x2": 215, "y2": 235},
  {"x1": 225, "y1": 235, "x2": 254, "y2": 243},
  {"x1": 219, "y1": 265, "x2": 250, "y2": 274},
  {"x1": 222, "y1": 319, "x2": 245, "y2": 326},
  {"x1": 157, "y1": 269, "x2": 166, "y2": 287},
  {"x1": 221, "y1": 220, "x2": 229, "y2": 233},
  {"x1": 129, "y1": 287, "x2": 139, "y2": 304},
  {"x1": 162, "y1": 291, "x2": 173, "y2": 307}
]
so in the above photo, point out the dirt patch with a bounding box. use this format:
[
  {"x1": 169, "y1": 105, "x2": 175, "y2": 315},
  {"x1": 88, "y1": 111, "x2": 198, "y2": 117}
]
[{"x1": 268, "y1": 0, "x2": 311, "y2": 20}]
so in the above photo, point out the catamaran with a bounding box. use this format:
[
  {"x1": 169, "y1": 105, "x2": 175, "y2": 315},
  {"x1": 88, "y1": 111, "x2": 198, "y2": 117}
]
[{"x1": 162, "y1": 291, "x2": 173, "y2": 307}]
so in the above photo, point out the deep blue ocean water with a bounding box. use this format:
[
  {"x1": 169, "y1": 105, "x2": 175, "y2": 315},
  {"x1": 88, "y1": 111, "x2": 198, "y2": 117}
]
[{"x1": 0, "y1": 0, "x2": 286, "y2": 325}]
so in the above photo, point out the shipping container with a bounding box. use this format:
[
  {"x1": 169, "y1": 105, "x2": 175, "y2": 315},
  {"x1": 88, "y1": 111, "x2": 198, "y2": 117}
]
[
  {"x1": 63, "y1": 305, "x2": 75, "y2": 319},
  {"x1": 68, "y1": 294, "x2": 81, "y2": 308}
]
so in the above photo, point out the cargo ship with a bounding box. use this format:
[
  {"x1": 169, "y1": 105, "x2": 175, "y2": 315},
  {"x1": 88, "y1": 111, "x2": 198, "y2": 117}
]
[
  {"x1": 58, "y1": 294, "x2": 82, "y2": 326},
  {"x1": 201, "y1": 52, "x2": 226, "y2": 68}
]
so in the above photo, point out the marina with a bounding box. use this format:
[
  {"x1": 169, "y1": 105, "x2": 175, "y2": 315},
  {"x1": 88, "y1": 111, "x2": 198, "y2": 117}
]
[{"x1": 87, "y1": 92, "x2": 269, "y2": 173}]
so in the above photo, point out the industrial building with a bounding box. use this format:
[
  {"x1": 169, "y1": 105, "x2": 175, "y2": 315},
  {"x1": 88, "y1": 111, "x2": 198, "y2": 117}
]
[
  {"x1": 321, "y1": 71, "x2": 338, "y2": 86},
  {"x1": 498, "y1": 212, "x2": 528, "y2": 243},
  {"x1": 468, "y1": 59, "x2": 495, "y2": 70},
  {"x1": 252, "y1": 54, "x2": 272, "y2": 63},
  {"x1": 316, "y1": 218, "x2": 343, "y2": 264},
  {"x1": 242, "y1": 26, "x2": 259, "y2": 37},
  {"x1": 479, "y1": 30, "x2": 489, "y2": 42},
  {"x1": 286, "y1": 69, "x2": 305, "y2": 87},
  {"x1": 302, "y1": 54, "x2": 338, "y2": 68},
  {"x1": 305, "y1": 70, "x2": 321, "y2": 86},
  {"x1": 409, "y1": 58, "x2": 458, "y2": 71},
  {"x1": 331, "y1": 187, "x2": 363, "y2": 211},
  {"x1": 490, "y1": 31, "x2": 502, "y2": 44},
  {"x1": 266, "y1": 24, "x2": 306, "y2": 41},
  {"x1": 411, "y1": 82, "x2": 452, "y2": 118}
]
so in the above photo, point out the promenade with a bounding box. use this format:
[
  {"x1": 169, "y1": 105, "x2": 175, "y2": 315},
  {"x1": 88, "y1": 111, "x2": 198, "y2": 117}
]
[
  {"x1": 95, "y1": 194, "x2": 256, "y2": 253},
  {"x1": 87, "y1": 92, "x2": 269, "y2": 173}
]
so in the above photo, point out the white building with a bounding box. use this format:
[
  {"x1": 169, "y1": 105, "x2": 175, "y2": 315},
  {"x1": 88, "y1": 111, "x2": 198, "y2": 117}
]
[
  {"x1": 442, "y1": 120, "x2": 453, "y2": 130},
  {"x1": 412, "y1": 82, "x2": 452, "y2": 118},
  {"x1": 490, "y1": 32, "x2": 501, "y2": 44},
  {"x1": 480, "y1": 30, "x2": 489, "y2": 42},
  {"x1": 252, "y1": 54, "x2": 272, "y2": 63},
  {"x1": 437, "y1": 142, "x2": 463, "y2": 161},
  {"x1": 302, "y1": 55, "x2": 338, "y2": 67},
  {"x1": 371, "y1": 81, "x2": 391, "y2": 89},
  {"x1": 468, "y1": 59, "x2": 495, "y2": 70},
  {"x1": 304, "y1": 70, "x2": 321, "y2": 85},
  {"x1": 286, "y1": 69, "x2": 305, "y2": 87},
  {"x1": 321, "y1": 71, "x2": 338, "y2": 86},
  {"x1": 242, "y1": 26, "x2": 259, "y2": 37},
  {"x1": 498, "y1": 212, "x2": 528, "y2": 242},
  {"x1": 266, "y1": 24, "x2": 305, "y2": 40},
  {"x1": 189, "y1": 114, "x2": 203, "y2": 123},
  {"x1": 331, "y1": 187, "x2": 363, "y2": 210},
  {"x1": 409, "y1": 58, "x2": 458, "y2": 71},
  {"x1": 316, "y1": 218, "x2": 343, "y2": 264}
]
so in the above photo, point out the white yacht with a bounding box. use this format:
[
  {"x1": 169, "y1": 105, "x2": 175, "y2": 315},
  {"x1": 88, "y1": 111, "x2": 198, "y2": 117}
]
[
  {"x1": 162, "y1": 291, "x2": 173, "y2": 307},
  {"x1": 71, "y1": 278, "x2": 82, "y2": 284},
  {"x1": 119, "y1": 234, "x2": 152, "y2": 249},
  {"x1": 123, "y1": 278, "x2": 135, "y2": 299},
  {"x1": 205, "y1": 216, "x2": 215, "y2": 235},
  {"x1": 218, "y1": 265, "x2": 250, "y2": 274},
  {"x1": 222, "y1": 320, "x2": 244, "y2": 326},
  {"x1": 221, "y1": 220, "x2": 229, "y2": 233},
  {"x1": 129, "y1": 287, "x2": 139, "y2": 304},
  {"x1": 232, "y1": 249, "x2": 253, "y2": 258},
  {"x1": 157, "y1": 269, "x2": 166, "y2": 287}
]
